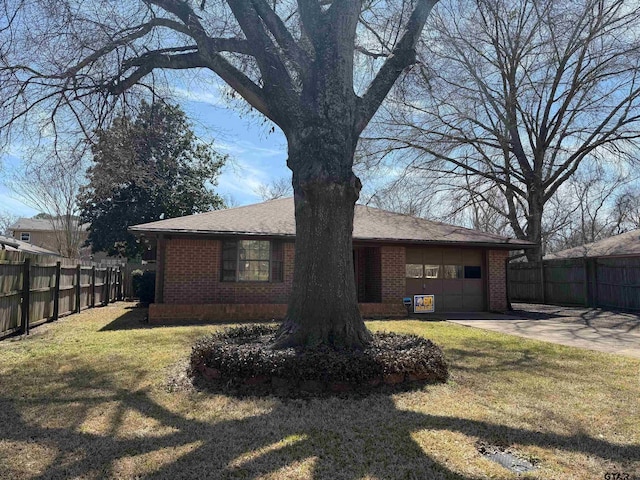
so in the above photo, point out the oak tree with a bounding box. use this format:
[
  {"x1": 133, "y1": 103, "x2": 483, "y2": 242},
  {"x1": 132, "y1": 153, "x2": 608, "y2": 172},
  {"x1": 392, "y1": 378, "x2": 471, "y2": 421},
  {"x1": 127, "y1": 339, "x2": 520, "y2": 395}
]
[
  {"x1": 0, "y1": 0, "x2": 439, "y2": 348},
  {"x1": 375, "y1": 0, "x2": 640, "y2": 261}
]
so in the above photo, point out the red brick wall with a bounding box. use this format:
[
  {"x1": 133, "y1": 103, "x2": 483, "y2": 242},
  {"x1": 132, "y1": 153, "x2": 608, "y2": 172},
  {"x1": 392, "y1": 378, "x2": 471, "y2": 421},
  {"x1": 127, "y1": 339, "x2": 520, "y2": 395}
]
[
  {"x1": 149, "y1": 302, "x2": 406, "y2": 323},
  {"x1": 359, "y1": 302, "x2": 405, "y2": 317},
  {"x1": 149, "y1": 303, "x2": 287, "y2": 323},
  {"x1": 162, "y1": 238, "x2": 295, "y2": 304},
  {"x1": 159, "y1": 238, "x2": 510, "y2": 315},
  {"x1": 381, "y1": 246, "x2": 405, "y2": 303},
  {"x1": 356, "y1": 248, "x2": 366, "y2": 301},
  {"x1": 163, "y1": 238, "x2": 403, "y2": 307},
  {"x1": 487, "y1": 249, "x2": 509, "y2": 311}
]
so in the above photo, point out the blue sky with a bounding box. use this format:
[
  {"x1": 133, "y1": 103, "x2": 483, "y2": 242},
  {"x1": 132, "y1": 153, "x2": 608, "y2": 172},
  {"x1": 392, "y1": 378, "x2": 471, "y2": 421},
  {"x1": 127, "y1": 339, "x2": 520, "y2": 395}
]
[
  {"x1": 0, "y1": 80, "x2": 291, "y2": 218},
  {"x1": 0, "y1": 153, "x2": 38, "y2": 217},
  {"x1": 179, "y1": 88, "x2": 291, "y2": 207}
]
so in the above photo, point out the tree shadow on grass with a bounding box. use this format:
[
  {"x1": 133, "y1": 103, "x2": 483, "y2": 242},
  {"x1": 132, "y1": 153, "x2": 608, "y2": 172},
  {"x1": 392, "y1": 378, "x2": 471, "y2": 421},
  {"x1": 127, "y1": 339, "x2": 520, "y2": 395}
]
[
  {"x1": 441, "y1": 333, "x2": 574, "y2": 376},
  {"x1": 99, "y1": 308, "x2": 268, "y2": 332},
  {"x1": 445, "y1": 345, "x2": 543, "y2": 375},
  {"x1": 1, "y1": 362, "x2": 638, "y2": 480},
  {"x1": 98, "y1": 306, "x2": 150, "y2": 331}
]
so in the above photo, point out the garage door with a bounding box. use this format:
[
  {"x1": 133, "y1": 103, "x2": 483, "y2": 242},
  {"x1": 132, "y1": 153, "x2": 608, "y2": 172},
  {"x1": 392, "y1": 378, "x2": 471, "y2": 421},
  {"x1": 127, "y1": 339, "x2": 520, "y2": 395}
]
[{"x1": 405, "y1": 247, "x2": 485, "y2": 312}]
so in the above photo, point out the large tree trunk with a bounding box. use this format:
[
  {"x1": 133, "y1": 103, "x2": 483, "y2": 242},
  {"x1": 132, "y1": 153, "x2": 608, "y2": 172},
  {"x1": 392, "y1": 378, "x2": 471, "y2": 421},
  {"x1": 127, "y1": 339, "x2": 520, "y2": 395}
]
[
  {"x1": 525, "y1": 191, "x2": 545, "y2": 263},
  {"x1": 273, "y1": 128, "x2": 372, "y2": 350}
]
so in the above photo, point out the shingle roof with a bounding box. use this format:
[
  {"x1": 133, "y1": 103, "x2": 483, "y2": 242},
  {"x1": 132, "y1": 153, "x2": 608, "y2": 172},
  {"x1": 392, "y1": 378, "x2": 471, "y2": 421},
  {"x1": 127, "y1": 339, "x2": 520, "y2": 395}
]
[
  {"x1": 545, "y1": 229, "x2": 640, "y2": 259},
  {"x1": 130, "y1": 198, "x2": 532, "y2": 248},
  {"x1": 10, "y1": 217, "x2": 89, "y2": 232},
  {"x1": 0, "y1": 235, "x2": 61, "y2": 256}
]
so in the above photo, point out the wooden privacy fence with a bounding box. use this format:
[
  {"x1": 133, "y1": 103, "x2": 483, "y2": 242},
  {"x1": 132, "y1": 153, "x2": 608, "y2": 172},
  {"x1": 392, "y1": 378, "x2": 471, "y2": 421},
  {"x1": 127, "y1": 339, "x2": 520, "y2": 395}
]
[
  {"x1": 508, "y1": 257, "x2": 640, "y2": 311},
  {"x1": 0, "y1": 252, "x2": 121, "y2": 339}
]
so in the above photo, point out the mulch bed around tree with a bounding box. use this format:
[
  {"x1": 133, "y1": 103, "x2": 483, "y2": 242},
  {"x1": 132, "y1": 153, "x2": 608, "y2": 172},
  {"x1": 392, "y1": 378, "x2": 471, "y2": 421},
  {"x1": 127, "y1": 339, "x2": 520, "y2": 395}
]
[{"x1": 189, "y1": 325, "x2": 448, "y2": 397}]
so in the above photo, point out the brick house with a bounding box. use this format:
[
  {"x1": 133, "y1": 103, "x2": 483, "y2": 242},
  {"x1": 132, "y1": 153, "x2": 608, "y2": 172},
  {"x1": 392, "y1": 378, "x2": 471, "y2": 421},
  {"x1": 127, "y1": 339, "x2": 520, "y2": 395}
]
[{"x1": 130, "y1": 198, "x2": 532, "y2": 323}]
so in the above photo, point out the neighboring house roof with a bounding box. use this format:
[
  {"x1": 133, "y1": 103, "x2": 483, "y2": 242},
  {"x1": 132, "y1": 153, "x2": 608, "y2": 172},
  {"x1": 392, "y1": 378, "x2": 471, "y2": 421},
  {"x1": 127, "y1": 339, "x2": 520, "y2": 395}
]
[
  {"x1": 130, "y1": 197, "x2": 533, "y2": 249},
  {"x1": 0, "y1": 235, "x2": 61, "y2": 256},
  {"x1": 9, "y1": 217, "x2": 89, "y2": 232},
  {"x1": 545, "y1": 229, "x2": 640, "y2": 260}
]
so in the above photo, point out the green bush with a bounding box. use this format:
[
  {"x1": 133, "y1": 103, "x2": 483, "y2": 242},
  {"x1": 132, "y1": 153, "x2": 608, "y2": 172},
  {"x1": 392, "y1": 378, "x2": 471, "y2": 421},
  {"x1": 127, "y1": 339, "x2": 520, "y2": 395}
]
[
  {"x1": 131, "y1": 269, "x2": 155, "y2": 303},
  {"x1": 189, "y1": 325, "x2": 449, "y2": 397}
]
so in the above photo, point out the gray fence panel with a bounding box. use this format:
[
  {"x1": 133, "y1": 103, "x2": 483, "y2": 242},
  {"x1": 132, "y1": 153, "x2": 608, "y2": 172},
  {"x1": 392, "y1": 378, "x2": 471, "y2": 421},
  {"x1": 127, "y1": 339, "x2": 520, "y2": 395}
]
[
  {"x1": 509, "y1": 256, "x2": 640, "y2": 311},
  {"x1": 508, "y1": 262, "x2": 544, "y2": 302},
  {"x1": 544, "y1": 259, "x2": 586, "y2": 306}
]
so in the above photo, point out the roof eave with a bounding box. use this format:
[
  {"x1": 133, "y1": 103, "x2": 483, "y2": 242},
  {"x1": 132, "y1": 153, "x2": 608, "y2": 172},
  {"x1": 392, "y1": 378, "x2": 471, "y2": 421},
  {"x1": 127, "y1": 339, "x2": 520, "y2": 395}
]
[
  {"x1": 129, "y1": 227, "x2": 297, "y2": 239},
  {"x1": 353, "y1": 237, "x2": 535, "y2": 249},
  {"x1": 129, "y1": 228, "x2": 534, "y2": 249},
  {"x1": 546, "y1": 252, "x2": 640, "y2": 260}
]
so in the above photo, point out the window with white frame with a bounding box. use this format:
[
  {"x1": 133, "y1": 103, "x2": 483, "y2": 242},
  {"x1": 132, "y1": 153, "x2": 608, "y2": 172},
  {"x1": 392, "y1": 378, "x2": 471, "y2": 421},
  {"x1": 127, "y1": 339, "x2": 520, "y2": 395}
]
[{"x1": 20, "y1": 232, "x2": 30, "y2": 242}]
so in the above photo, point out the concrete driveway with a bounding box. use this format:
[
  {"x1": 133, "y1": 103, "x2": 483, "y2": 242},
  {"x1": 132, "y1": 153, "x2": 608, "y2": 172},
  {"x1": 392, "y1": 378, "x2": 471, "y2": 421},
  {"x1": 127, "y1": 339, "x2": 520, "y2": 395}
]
[{"x1": 444, "y1": 304, "x2": 640, "y2": 358}]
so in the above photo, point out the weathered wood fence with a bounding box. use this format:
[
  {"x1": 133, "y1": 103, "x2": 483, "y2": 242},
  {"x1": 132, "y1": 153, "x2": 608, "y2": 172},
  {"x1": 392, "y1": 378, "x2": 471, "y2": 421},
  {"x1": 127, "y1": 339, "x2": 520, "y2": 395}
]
[
  {"x1": 0, "y1": 251, "x2": 121, "y2": 339},
  {"x1": 508, "y1": 257, "x2": 640, "y2": 311}
]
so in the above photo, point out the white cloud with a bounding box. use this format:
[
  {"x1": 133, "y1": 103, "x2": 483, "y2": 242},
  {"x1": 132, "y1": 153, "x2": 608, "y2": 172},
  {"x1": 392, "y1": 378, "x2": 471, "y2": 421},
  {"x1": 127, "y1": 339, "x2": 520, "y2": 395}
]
[
  {"x1": 215, "y1": 149, "x2": 291, "y2": 206},
  {"x1": 216, "y1": 140, "x2": 285, "y2": 159},
  {"x1": 173, "y1": 86, "x2": 226, "y2": 108},
  {"x1": 216, "y1": 167, "x2": 265, "y2": 206},
  {"x1": 215, "y1": 141, "x2": 248, "y2": 156},
  {"x1": 218, "y1": 174, "x2": 264, "y2": 195}
]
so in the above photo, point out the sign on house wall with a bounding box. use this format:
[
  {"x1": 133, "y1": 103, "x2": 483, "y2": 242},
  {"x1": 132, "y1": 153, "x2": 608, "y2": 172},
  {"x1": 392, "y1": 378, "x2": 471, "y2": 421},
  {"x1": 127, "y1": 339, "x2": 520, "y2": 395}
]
[{"x1": 414, "y1": 294, "x2": 435, "y2": 313}]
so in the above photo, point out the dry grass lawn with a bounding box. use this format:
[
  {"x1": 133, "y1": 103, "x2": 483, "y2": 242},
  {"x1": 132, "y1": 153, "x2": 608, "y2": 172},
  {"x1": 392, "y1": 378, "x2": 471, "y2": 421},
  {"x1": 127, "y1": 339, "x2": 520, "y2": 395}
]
[{"x1": 0, "y1": 303, "x2": 638, "y2": 479}]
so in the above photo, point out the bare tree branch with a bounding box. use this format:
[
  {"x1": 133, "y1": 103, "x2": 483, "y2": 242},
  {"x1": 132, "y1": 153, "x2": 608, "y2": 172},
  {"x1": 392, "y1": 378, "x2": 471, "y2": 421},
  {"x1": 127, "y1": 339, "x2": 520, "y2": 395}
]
[
  {"x1": 355, "y1": 0, "x2": 438, "y2": 135},
  {"x1": 373, "y1": 0, "x2": 640, "y2": 261},
  {"x1": 250, "y1": 0, "x2": 311, "y2": 71}
]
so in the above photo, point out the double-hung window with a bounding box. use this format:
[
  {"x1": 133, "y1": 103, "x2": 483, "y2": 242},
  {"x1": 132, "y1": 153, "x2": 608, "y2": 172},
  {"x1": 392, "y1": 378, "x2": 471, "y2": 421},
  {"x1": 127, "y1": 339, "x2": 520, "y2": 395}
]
[{"x1": 222, "y1": 239, "x2": 284, "y2": 282}]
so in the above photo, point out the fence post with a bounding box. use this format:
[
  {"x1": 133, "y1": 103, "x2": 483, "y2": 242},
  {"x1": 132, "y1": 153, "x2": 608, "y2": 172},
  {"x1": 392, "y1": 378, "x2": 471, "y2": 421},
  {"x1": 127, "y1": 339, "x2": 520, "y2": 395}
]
[
  {"x1": 117, "y1": 268, "x2": 123, "y2": 301},
  {"x1": 75, "y1": 264, "x2": 81, "y2": 313},
  {"x1": 540, "y1": 261, "x2": 546, "y2": 304},
  {"x1": 105, "y1": 268, "x2": 111, "y2": 305},
  {"x1": 111, "y1": 268, "x2": 115, "y2": 302},
  {"x1": 91, "y1": 266, "x2": 96, "y2": 308},
  {"x1": 583, "y1": 257, "x2": 589, "y2": 307},
  {"x1": 623, "y1": 264, "x2": 630, "y2": 310},
  {"x1": 53, "y1": 261, "x2": 61, "y2": 321},
  {"x1": 593, "y1": 259, "x2": 600, "y2": 308},
  {"x1": 20, "y1": 258, "x2": 31, "y2": 335}
]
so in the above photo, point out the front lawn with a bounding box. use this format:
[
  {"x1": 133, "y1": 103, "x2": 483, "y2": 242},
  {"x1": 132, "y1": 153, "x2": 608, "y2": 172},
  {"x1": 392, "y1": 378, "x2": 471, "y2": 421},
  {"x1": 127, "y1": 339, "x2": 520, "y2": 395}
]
[{"x1": 0, "y1": 303, "x2": 638, "y2": 479}]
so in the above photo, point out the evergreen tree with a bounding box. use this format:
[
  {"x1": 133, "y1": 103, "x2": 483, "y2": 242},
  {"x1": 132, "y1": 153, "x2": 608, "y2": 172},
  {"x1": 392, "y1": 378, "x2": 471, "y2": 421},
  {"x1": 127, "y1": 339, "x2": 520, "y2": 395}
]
[{"x1": 79, "y1": 101, "x2": 225, "y2": 258}]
